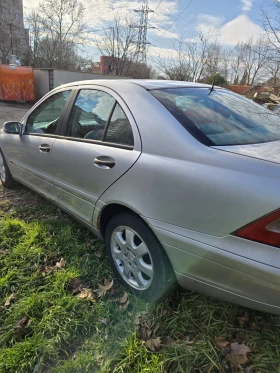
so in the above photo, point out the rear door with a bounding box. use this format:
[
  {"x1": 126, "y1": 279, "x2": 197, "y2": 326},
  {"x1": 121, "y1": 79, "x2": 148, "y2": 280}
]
[
  {"x1": 51, "y1": 86, "x2": 141, "y2": 224},
  {"x1": 4, "y1": 89, "x2": 72, "y2": 200}
]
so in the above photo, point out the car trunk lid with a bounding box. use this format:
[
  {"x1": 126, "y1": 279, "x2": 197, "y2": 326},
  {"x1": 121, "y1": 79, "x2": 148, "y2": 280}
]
[{"x1": 213, "y1": 141, "x2": 280, "y2": 164}]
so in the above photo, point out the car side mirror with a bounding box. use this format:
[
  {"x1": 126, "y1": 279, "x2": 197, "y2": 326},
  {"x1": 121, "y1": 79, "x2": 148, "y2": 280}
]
[{"x1": 3, "y1": 122, "x2": 21, "y2": 134}]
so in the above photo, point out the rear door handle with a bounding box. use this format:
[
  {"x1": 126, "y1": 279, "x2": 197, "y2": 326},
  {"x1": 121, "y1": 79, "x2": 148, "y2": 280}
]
[
  {"x1": 39, "y1": 144, "x2": 51, "y2": 153},
  {"x1": 93, "y1": 156, "x2": 115, "y2": 169}
]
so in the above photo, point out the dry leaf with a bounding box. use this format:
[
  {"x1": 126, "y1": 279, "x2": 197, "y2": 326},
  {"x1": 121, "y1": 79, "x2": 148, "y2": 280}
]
[
  {"x1": 100, "y1": 318, "x2": 109, "y2": 326},
  {"x1": 237, "y1": 315, "x2": 249, "y2": 328},
  {"x1": 110, "y1": 287, "x2": 121, "y2": 297},
  {"x1": 249, "y1": 321, "x2": 260, "y2": 331},
  {"x1": 94, "y1": 278, "x2": 114, "y2": 297},
  {"x1": 119, "y1": 292, "x2": 128, "y2": 304},
  {"x1": 39, "y1": 265, "x2": 55, "y2": 275},
  {"x1": 119, "y1": 300, "x2": 129, "y2": 313},
  {"x1": 4, "y1": 293, "x2": 15, "y2": 307},
  {"x1": 134, "y1": 311, "x2": 148, "y2": 326},
  {"x1": 40, "y1": 258, "x2": 65, "y2": 275},
  {"x1": 162, "y1": 309, "x2": 168, "y2": 317},
  {"x1": 94, "y1": 252, "x2": 102, "y2": 258},
  {"x1": 16, "y1": 316, "x2": 32, "y2": 329},
  {"x1": 55, "y1": 258, "x2": 66, "y2": 269},
  {"x1": 137, "y1": 321, "x2": 152, "y2": 340},
  {"x1": 215, "y1": 336, "x2": 230, "y2": 349},
  {"x1": 82, "y1": 254, "x2": 90, "y2": 261},
  {"x1": 77, "y1": 288, "x2": 95, "y2": 301},
  {"x1": 69, "y1": 279, "x2": 86, "y2": 293},
  {"x1": 226, "y1": 342, "x2": 251, "y2": 373},
  {"x1": 145, "y1": 337, "x2": 161, "y2": 352}
]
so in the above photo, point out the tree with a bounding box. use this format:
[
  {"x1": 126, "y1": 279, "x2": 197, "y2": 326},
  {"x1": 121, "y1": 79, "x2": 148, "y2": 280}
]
[
  {"x1": 261, "y1": 1, "x2": 280, "y2": 55},
  {"x1": 96, "y1": 17, "x2": 139, "y2": 76},
  {"x1": 154, "y1": 39, "x2": 193, "y2": 81},
  {"x1": 154, "y1": 34, "x2": 223, "y2": 82},
  {"x1": 203, "y1": 73, "x2": 228, "y2": 87},
  {"x1": 26, "y1": 0, "x2": 85, "y2": 69}
]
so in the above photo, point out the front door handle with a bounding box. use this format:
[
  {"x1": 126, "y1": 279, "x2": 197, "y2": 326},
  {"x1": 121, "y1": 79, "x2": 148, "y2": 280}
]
[
  {"x1": 39, "y1": 144, "x2": 51, "y2": 153},
  {"x1": 93, "y1": 156, "x2": 115, "y2": 169}
]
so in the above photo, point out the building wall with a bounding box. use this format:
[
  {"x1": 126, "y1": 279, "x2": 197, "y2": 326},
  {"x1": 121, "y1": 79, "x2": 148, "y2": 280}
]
[
  {"x1": 33, "y1": 69, "x2": 50, "y2": 99},
  {"x1": 34, "y1": 68, "x2": 129, "y2": 98},
  {"x1": 93, "y1": 56, "x2": 122, "y2": 75},
  {"x1": 0, "y1": 0, "x2": 28, "y2": 64}
]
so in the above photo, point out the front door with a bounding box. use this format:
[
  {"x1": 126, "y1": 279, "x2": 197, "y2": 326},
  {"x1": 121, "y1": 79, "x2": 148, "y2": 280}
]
[
  {"x1": 6, "y1": 89, "x2": 72, "y2": 200},
  {"x1": 51, "y1": 87, "x2": 141, "y2": 224}
]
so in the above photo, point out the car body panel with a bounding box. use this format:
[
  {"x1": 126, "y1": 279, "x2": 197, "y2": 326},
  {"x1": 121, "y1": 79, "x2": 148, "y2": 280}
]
[
  {"x1": 1, "y1": 133, "x2": 57, "y2": 200},
  {"x1": 52, "y1": 140, "x2": 140, "y2": 223}
]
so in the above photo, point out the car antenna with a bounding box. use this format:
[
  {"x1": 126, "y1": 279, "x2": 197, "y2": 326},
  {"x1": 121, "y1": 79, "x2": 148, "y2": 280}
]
[{"x1": 208, "y1": 75, "x2": 216, "y2": 95}]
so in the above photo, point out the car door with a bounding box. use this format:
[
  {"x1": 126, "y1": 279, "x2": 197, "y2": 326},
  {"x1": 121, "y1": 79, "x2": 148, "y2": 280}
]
[
  {"x1": 51, "y1": 86, "x2": 141, "y2": 224},
  {"x1": 5, "y1": 89, "x2": 72, "y2": 200}
]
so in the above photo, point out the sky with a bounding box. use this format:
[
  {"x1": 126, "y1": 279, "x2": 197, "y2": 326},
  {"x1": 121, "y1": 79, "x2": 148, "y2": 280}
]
[{"x1": 22, "y1": 0, "x2": 269, "y2": 61}]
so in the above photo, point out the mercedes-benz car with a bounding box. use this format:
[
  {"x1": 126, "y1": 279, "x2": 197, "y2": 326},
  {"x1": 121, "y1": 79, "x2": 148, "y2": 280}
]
[{"x1": 1, "y1": 80, "x2": 280, "y2": 314}]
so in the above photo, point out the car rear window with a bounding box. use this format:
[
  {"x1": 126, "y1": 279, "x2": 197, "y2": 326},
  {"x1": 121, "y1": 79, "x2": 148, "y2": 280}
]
[{"x1": 150, "y1": 87, "x2": 280, "y2": 146}]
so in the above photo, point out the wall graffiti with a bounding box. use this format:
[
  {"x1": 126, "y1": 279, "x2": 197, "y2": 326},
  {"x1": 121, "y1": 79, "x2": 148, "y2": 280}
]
[{"x1": 0, "y1": 65, "x2": 36, "y2": 102}]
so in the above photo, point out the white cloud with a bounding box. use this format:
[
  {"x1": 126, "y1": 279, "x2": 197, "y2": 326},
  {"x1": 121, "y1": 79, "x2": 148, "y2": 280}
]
[
  {"x1": 218, "y1": 14, "x2": 263, "y2": 45},
  {"x1": 148, "y1": 45, "x2": 179, "y2": 59},
  {"x1": 241, "y1": 0, "x2": 253, "y2": 12},
  {"x1": 196, "y1": 14, "x2": 224, "y2": 36},
  {"x1": 195, "y1": 14, "x2": 263, "y2": 45},
  {"x1": 150, "y1": 27, "x2": 179, "y2": 40},
  {"x1": 23, "y1": 0, "x2": 179, "y2": 31}
]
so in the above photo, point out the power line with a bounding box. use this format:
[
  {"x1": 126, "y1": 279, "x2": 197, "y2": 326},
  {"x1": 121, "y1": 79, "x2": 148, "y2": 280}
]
[
  {"x1": 153, "y1": 0, "x2": 194, "y2": 41},
  {"x1": 168, "y1": 0, "x2": 182, "y2": 19},
  {"x1": 150, "y1": 0, "x2": 163, "y2": 21}
]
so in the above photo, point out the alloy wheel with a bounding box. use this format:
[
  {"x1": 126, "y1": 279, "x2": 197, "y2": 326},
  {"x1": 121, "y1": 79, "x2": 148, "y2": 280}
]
[{"x1": 111, "y1": 226, "x2": 154, "y2": 290}]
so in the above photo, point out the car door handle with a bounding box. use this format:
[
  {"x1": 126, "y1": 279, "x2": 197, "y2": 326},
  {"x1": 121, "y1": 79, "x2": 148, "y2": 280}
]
[
  {"x1": 39, "y1": 144, "x2": 51, "y2": 153},
  {"x1": 93, "y1": 156, "x2": 115, "y2": 169}
]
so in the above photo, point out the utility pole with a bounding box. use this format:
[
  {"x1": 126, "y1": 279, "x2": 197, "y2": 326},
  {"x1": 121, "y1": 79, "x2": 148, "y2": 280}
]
[
  {"x1": 9, "y1": 23, "x2": 14, "y2": 55},
  {"x1": 132, "y1": 0, "x2": 154, "y2": 64}
]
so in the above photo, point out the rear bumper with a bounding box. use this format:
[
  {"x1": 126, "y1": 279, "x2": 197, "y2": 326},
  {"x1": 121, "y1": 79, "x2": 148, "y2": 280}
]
[{"x1": 145, "y1": 217, "x2": 280, "y2": 314}]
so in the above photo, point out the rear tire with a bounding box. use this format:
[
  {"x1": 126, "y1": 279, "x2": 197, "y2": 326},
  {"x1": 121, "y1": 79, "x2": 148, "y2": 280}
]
[
  {"x1": 0, "y1": 149, "x2": 17, "y2": 188},
  {"x1": 105, "y1": 213, "x2": 176, "y2": 301}
]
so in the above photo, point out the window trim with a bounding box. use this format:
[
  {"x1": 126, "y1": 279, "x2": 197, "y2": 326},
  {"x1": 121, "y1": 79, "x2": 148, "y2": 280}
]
[
  {"x1": 56, "y1": 136, "x2": 134, "y2": 150},
  {"x1": 102, "y1": 101, "x2": 117, "y2": 141},
  {"x1": 22, "y1": 88, "x2": 74, "y2": 137},
  {"x1": 62, "y1": 87, "x2": 135, "y2": 149}
]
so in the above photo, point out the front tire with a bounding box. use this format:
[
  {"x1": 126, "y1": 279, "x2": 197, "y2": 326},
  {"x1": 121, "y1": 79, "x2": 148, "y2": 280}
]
[
  {"x1": 0, "y1": 150, "x2": 17, "y2": 188},
  {"x1": 105, "y1": 213, "x2": 176, "y2": 301}
]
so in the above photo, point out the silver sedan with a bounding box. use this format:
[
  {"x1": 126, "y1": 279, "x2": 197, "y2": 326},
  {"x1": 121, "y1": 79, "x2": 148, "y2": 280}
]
[{"x1": 1, "y1": 80, "x2": 280, "y2": 314}]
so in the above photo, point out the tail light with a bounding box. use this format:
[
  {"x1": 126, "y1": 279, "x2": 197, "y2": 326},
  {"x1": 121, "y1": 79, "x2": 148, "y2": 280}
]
[{"x1": 233, "y1": 209, "x2": 280, "y2": 248}]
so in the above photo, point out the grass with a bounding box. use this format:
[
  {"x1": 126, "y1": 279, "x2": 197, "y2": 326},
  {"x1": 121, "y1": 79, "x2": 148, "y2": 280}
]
[{"x1": 0, "y1": 185, "x2": 280, "y2": 372}]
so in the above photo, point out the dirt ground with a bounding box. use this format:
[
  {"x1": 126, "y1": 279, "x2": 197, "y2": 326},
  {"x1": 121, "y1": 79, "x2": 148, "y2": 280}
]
[{"x1": 0, "y1": 101, "x2": 33, "y2": 123}]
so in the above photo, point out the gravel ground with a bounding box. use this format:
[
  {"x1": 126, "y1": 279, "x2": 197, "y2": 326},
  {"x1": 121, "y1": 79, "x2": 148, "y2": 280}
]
[{"x1": 0, "y1": 101, "x2": 33, "y2": 123}]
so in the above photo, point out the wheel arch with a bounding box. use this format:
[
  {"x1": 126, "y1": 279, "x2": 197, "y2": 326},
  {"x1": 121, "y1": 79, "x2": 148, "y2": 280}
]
[{"x1": 98, "y1": 203, "x2": 146, "y2": 239}]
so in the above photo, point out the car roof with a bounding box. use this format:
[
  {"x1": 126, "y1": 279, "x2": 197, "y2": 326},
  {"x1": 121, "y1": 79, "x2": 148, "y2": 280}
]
[{"x1": 56, "y1": 79, "x2": 212, "y2": 91}]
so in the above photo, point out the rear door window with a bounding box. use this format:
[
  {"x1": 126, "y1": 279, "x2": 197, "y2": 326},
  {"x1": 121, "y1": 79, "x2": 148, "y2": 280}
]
[
  {"x1": 67, "y1": 89, "x2": 115, "y2": 140},
  {"x1": 104, "y1": 103, "x2": 134, "y2": 146}
]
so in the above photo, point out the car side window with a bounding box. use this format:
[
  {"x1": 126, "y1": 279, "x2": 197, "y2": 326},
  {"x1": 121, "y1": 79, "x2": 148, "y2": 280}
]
[
  {"x1": 67, "y1": 89, "x2": 115, "y2": 141},
  {"x1": 104, "y1": 103, "x2": 134, "y2": 146},
  {"x1": 25, "y1": 90, "x2": 71, "y2": 134}
]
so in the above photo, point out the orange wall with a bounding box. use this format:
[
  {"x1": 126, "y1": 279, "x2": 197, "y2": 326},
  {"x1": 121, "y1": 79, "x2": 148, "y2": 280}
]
[{"x1": 0, "y1": 65, "x2": 36, "y2": 101}]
